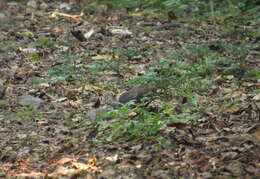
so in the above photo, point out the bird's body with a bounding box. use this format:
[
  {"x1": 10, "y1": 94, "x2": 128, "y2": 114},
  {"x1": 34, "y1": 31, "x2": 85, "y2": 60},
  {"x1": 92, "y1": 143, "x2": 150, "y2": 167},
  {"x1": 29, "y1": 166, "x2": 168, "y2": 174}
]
[{"x1": 118, "y1": 87, "x2": 156, "y2": 104}]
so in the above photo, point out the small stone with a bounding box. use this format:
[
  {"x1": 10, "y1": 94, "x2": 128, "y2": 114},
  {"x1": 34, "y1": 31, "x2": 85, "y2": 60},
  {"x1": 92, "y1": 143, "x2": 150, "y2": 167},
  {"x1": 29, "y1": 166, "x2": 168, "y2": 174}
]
[
  {"x1": 200, "y1": 172, "x2": 212, "y2": 178},
  {"x1": 27, "y1": 0, "x2": 38, "y2": 9},
  {"x1": 59, "y1": 3, "x2": 71, "y2": 12},
  {"x1": 110, "y1": 28, "x2": 133, "y2": 36},
  {"x1": 131, "y1": 144, "x2": 142, "y2": 151},
  {"x1": 18, "y1": 95, "x2": 44, "y2": 108},
  {"x1": 0, "y1": 13, "x2": 6, "y2": 19},
  {"x1": 141, "y1": 36, "x2": 152, "y2": 41},
  {"x1": 20, "y1": 47, "x2": 38, "y2": 54},
  {"x1": 17, "y1": 134, "x2": 27, "y2": 139},
  {"x1": 86, "y1": 107, "x2": 109, "y2": 120},
  {"x1": 106, "y1": 154, "x2": 118, "y2": 162},
  {"x1": 39, "y1": 2, "x2": 48, "y2": 10},
  {"x1": 226, "y1": 75, "x2": 234, "y2": 80},
  {"x1": 39, "y1": 83, "x2": 50, "y2": 88}
]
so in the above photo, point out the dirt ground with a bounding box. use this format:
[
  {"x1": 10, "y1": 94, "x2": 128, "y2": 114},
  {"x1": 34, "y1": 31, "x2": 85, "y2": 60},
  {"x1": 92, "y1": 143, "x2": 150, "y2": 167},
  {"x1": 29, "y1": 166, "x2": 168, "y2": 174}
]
[{"x1": 0, "y1": 1, "x2": 259, "y2": 178}]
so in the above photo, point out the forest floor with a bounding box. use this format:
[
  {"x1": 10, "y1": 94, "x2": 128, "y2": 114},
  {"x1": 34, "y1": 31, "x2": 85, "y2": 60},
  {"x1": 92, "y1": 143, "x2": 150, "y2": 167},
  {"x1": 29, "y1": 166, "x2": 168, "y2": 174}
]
[{"x1": 0, "y1": 1, "x2": 259, "y2": 178}]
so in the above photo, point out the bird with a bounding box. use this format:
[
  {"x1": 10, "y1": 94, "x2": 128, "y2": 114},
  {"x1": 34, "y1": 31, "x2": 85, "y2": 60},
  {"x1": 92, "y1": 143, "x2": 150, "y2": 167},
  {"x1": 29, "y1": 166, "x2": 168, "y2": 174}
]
[{"x1": 118, "y1": 87, "x2": 157, "y2": 104}]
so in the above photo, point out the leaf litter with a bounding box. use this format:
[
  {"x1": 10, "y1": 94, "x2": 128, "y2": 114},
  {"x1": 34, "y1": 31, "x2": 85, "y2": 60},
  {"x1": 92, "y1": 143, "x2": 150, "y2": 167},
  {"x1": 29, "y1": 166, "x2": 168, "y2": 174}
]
[{"x1": 0, "y1": 0, "x2": 259, "y2": 178}]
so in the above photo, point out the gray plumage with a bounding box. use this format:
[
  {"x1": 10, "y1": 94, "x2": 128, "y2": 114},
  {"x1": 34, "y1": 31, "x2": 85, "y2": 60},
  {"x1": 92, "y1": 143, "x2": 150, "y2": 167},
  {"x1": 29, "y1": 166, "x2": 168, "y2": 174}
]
[{"x1": 118, "y1": 87, "x2": 156, "y2": 104}]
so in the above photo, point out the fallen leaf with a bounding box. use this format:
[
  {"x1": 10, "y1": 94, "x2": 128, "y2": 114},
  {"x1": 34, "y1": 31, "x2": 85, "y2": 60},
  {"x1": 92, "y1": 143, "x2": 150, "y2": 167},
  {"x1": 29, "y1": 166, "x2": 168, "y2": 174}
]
[
  {"x1": 253, "y1": 93, "x2": 260, "y2": 101},
  {"x1": 106, "y1": 154, "x2": 118, "y2": 162},
  {"x1": 92, "y1": 55, "x2": 113, "y2": 60}
]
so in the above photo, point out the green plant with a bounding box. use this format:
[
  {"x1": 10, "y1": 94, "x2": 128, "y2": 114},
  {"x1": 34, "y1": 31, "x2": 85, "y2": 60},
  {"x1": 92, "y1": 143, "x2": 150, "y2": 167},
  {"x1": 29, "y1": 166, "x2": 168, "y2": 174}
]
[
  {"x1": 64, "y1": 136, "x2": 79, "y2": 145},
  {"x1": 114, "y1": 47, "x2": 142, "y2": 59},
  {"x1": 98, "y1": 0, "x2": 260, "y2": 20},
  {"x1": 245, "y1": 70, "x2": 260, "y2": 79},
  {"x1": 0, "y1": 100, "x2": 9, "y2": 107},
  {"x1": 49, "y1": 63, "x2": 77, "y2": 82},
  {"x1": 99, "y1": 0, "x2": 145, "y2": 10},
  {"x1": 35, "y1": 37, "x2": 54, "y2": 48},
  {"x1": 94, "y1": 43, "x2": 254, "y2": 142},
  {"x1": 177, "y1": 28, "x2": 190, "y2": 39},
  {"x1": 4, "y1": 106, "x2": 43, "y2": 123},
  {"x1": 127, "y1": 44, "x2": 217, "y2": 91},
  {"x1": 0, "y1": 18, "x2": 16, "y2": 28},
  {"x1": 28, "y1": 77, "x2": 46, "y2": 86},
  {"x1": 87, "y1": 48, "x2": 147, "y2": 79},
  {"x1": 143, "y1": 28, "x2": 153, "y2": 33},
  {"x1": 222, "y1": 44, "x2": 251, "y2": 78},
  {"x1": 29, "y1": 53, "x2": 43, "y2": 61},
  {"x1": 99, "y1": 103, "x2": 164, "y2": 141},
  {"x1": 48, "y1": 53, "x2": 84, "y2": 82},
  {"x1": 98, "y1": 98, "x2": 203, "y2": 142},
  {"x1": 88, "y1": 60, "x2": 121, "y2": 77}
]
